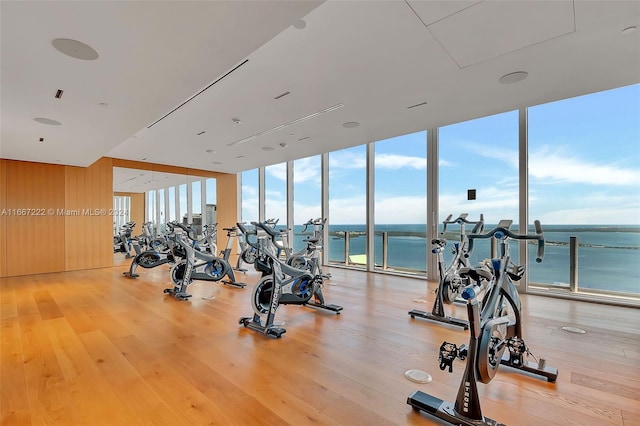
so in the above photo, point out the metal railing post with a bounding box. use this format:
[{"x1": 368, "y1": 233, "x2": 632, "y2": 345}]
[
  {"x1": 344, "y1": 231, "x2": 350, "y2": 265},
  {"x1": 382, "y1": 232, "x2": 388, "y2": 270},
  {"x1": 569, "y1": 236, "x2": 578, "y2": 292}
]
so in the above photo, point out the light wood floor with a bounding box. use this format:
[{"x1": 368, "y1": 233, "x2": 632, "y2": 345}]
[{"x1": 1, "y1": 257, "x2": 639, "y2": 425}]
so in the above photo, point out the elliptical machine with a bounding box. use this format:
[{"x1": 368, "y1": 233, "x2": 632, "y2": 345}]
[
  {"x1": 164, "y1": 222, "x2": 246, "y2": 300},
  {"x1": 409, "y1": 213, "x2": 484, "y2": 329},
  {"x1": 237, "y1": 221, "x2": 342, "y2": 338},
  {"x1": 407, "y1": 220, "x2": 558, "y2": 425}
]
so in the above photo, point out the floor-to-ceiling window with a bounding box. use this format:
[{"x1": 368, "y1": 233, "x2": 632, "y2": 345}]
[
  {"x1": 147, "y1": 190, "x2": 156, "y2": 225},
  {"x1": 157, "y1": 189, "x2": 165, "y2": 233},
  {"x1": 293, "y1": 155, "x2": 322, "y2": 251},
  {"x1": 374, "y1": 131, "x2": 427, "y2": 273},
  {"x1": 191, "y1": 181, "x2": 202, "y2": 236},
  {"x1": 439, "y1": 111, "x2": 519, "y2": 267},
  {"x1": 329, "y1": 145, "x2": 367, "y2": 267},
  {"x1": 528, "y1": 84, "x2": 640, "y2": 295},
  {"x1": 264, "y1": 163, "x2": 287, "y2": 231},
  {"x1": 241, "y1": 169, "x2": 259, "y2": 224},
  {"x1": 113, "y1": 195, "x2": 131, "y2": 235},
  {"x1": 205, "y1": 178, "x2": 216, "y2": 227},
  {"x1": 168, "y1": 187, "x2": 176, "y2": 222},
  {"x1": 179, "y1": 184, "x2": 187, "y2": 224}
]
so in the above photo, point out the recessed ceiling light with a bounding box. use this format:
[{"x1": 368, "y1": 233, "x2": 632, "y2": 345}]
[
  {"x1": 206, "y1": 149, "x2": 216, "y2": 153},
  {"x1": 51, "y1": 38, "x2": 99, "y2": 60},
  {"x1": 622, "y1": 26, "x2": 636, "y2": 34},
  {"x1": 499, "y1": 71, "x2": 528, "y2": 84},
  {"x1": 342, "y1": 121, "x2": 360, "y2": 128},
  {"x1": 293, "y1": 20, "x2": 307, "y2": 29},
  {"x1": 34, "y1": 117, "x2": 62, "y2": 126},
  {"x1": 262, "y1": 146, "x2": 275, "y2": 151}
]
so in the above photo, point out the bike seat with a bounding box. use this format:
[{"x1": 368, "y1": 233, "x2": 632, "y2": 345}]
[{"x1": 459, "y1": 264, "x2": 493, "y2": 283}]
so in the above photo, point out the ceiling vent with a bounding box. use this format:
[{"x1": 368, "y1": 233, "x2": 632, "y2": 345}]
[
  {"x1": 148, "y1": 59, "x2": 249, "y2": 128},
  {"x1": 274, "y1": 91, "x2": 290, "y2": 100}
]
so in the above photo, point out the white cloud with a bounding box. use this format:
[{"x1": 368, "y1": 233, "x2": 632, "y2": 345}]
[
  {"x1": 462, "y1": 141, "x2": 518, "y2": 169},
  {"x1": 439, "y1": 158, "x2": 456, "y2": 167},
  {"x1": 530, "y1": 145, "x2": 640, "y2": 186},
  {"x1": 329, "y1": 151, "x2": 366, "y2": 169},
  {"x1": 293, "y1": 202, "x2": 322, "y2": 224},
  {"x1": 439, "y1": 185, "x2": 519, "y2": 223},
  {"x1": 293, "y1": 157, "x2": 321, "y2": 183},
  {"x1": 537, "y1": 206, "x2": 640, "y2": 225},
  {"x1": 328, "y1": 195, "x2": 367, "y2": 224},
  {"x1": 374, "y1": 195, "x2": 426, "y2": 223},
  {"x1": 375, "y1": 153, "x2": 426, "y2": 169},
  {"x1": 241, "y1": 185, "x2": 257, "y2": 196},
  {"x1": 265, "y1": 163, "x2": 287, "y2": 181}
]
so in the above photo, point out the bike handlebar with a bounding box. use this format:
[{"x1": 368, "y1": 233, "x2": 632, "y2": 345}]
[
  {"x1": 468, "y1": 220, "x2": 545, "y2": 263},
  {"x1": 441, "y1": 213, "x2": 484, "y2": 235},
  {"x1": 302, "y1": 217, "x2": 326, "y2": 233}
]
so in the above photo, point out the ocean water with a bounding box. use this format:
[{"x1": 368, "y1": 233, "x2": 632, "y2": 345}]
[{"x1": 289, "y1": 224, "x2": 640, "y2": 295}]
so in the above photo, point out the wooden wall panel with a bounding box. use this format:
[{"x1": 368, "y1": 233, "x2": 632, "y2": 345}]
[
  {"x1": 5, "y1": 161, "x2": 66, "y2": 276},
  {"x1": 215, "y1": 173, "x2": 238, "y2": 255},
  {"x1": 0, "y1": 160, "x2": 7, "y2": 277},
  {"x1": 64, "y1": 158, "x2": 113, "y2": 271}
]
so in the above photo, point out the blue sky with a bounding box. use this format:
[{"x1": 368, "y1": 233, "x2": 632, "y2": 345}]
[{"x1": 243, "y1": 83, "x2": 639, "y2": 225}]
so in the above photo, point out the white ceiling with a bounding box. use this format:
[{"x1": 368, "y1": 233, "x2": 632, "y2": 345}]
[
  {"x1": 2, "y1": 1, "x2": 639, "y2": 175},
  {"x1": 113, "y1": 167, "x2": 203, "y2": 193}
]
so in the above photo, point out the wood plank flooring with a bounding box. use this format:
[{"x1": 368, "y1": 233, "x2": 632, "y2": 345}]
[{"x1": 1, "y1": 258, "x2": 639, "y2": 425}]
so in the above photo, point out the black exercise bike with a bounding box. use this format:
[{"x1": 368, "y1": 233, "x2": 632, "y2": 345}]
[
  {"x1": 408, "y1": 219, "x2": 558, "y2": 425},
  {"x1": 237, "y1": 221, "x2": 342, "y2": 338},
  {"x1": 409, "y1": 213, "x2": 484, "y2": 329},
  {"x1": 164, "y1": 222, "x2": 246, "y2": 300}
]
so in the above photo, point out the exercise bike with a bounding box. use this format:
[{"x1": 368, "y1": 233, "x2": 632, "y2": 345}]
[
  {"x1": 123, "y1": 222, "x2": 183, "y2": 278},
  {"x1": 287, "y1": 218, "x2": 331, "y2": 277},
  {"x1": 409, "y1": 213, "x2": 484, "y2": 329},
  {"x1": 408, "y1": 219, "x2": 558, "y2": 425},
  {"x1": 114, "y1": 221, "x2": 136, "y2": 258},
  {"x1": 237, "y1": 221, "x2": 342, "y2": 338},
  {"x1": 163, "y1": 222, "x2": 246, "y2": 300},
  {"x1": 219, "y1": 224, "x2": 256, "y2": 272}
]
